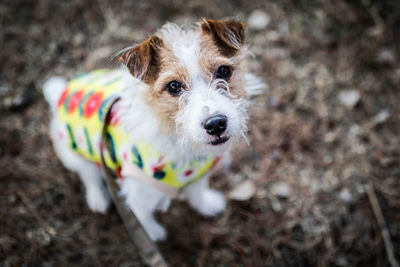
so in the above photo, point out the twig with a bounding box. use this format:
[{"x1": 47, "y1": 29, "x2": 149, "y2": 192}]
[
  {"x1": 197, "y1": 230, "x2": 212, "y2": 267},
  {"x1": 16, "y1": 188, "x2": 56, "y2": 237},
  {"x1": 100, "y1": 98, "x2": 168, "y2": 267},
  {"x1": 365, "y1": 180, "x2": 399, "y2": 267}
]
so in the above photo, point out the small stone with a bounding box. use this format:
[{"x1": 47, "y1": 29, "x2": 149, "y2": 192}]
[
  {"x1": 8, "y1": 195, "x2": 17, "y2": 205},
  {"x1": 271, "y1": 182, "x2": 291, "y2": 198},
  {"x1": 335, "y1": 256, "x2": 348, "y2": 266},
  {"x1": 228, "y1": 180, "x2": 256, "y2": 201},
  {"x1": 339, "y1": 188, "x2": 352, "y2": 203},
  {"x1": 376, "y1": 48, "x2": 396, "y2": 65},
  {"x1": 0, "y1": 81, "x2": 12, "y2": 97},
  {"x1": 373, "y1": 109, "x2": 390, "y2": 125},
  {"x1": 270, "y1": 197, "x2": 282, "y2": 212},
  {"x1": 338, "y1": 90, "x2": 360, "y2": 108},
  {"x1": 278, "y1": 21, "x2": 290, "y2": 38},
  {"x1": 266, "y1": 31, "x2": 280, "y2": 41},
  {"x1": 248, "y1": 10, "x2": 270, "y2": 30},
  {"x1": 324, "y1": 131, "x2": 337, "y2": 143},
  {"x1": 348, "y1": 124, "x2": 361, "y2": 137},
  {"x1": 37, "y1": 228, "x2": 52, "y2": 247},
  {"x1": 73, "y1": 32, "x2": 85, "y2": 46}
]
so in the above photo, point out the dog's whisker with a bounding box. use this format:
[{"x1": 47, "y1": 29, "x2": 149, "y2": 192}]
[
  {"x1": 108, "y1": 45, "x2": 135, "y2": 63},
  {"x1": 241, "y1": 131, "x2": 250, "y2": 146}
]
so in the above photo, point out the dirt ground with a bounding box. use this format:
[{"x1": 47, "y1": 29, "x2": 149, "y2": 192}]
[{"x1": 1, "y1": 0, "x2": 400, "y2": 266}]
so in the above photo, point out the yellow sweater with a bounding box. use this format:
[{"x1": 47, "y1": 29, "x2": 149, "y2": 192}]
[{"x1": 56, "y1": 69, "x2": 220, "y2": 189}]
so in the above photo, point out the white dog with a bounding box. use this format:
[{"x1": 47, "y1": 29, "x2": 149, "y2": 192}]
[{"x1": 43, "y1": 19, "x2": 264, "y2": 241}]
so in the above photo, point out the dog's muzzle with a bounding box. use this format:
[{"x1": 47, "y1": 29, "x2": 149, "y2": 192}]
[
  {"x1": 202, "y1": 114, "x2": 230, "y2": 145},
  {"x1": 203, "y1": 114, "x2": 227, "y2": 136}
]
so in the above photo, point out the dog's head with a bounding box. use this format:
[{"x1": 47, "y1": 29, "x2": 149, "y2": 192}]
[{"x1": 120, "y1": 19, "x2": 249, "y2": 155}]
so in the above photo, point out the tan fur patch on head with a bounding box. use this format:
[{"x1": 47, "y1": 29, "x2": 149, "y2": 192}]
[
  {"x1": 201, "y1": 19, "x2": 246, "y2": 57},
  {"x1": 119, "y1": 36, "x2": 164, "y2": 84},
  {"x1": 199, "y1": 33, "x2": 247, "y2": 99},
  {"x1": 145, "y1": 45, "x2": 190, "y2": 133}
]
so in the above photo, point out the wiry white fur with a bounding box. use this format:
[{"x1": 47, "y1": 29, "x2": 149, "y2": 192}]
[
  {"x1": 175, "y1": 76, "x2": 249, "y2": 155},
  {"x1": 244, "y1": 73, "x2": 267, "y2": 97},
  {"x1": 43, "y1": 77, "x2": 67, "y2": 112},
  {"x1": 118, "y1": 177, "x2": 170, "y2": 240},
  {"x1": 44, "y1": 22, "x2": 266, "y2": 241},
  {"x1": 159, "y1": 25, "x2": 202, "y2": 77}
]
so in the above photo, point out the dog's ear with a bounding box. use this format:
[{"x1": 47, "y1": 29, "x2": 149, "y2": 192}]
[
  {"x1": 119, "y1": 36, "x2": 164, "y2": 84},
  {"x1": 201, "y1": 19, "x2": 245, "y2": 57}
]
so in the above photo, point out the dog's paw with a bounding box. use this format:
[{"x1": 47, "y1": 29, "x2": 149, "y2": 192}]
[
  {"x1": 146, "y1": 222, "x2": 167, "y2": 242},
  {"x1": 195, "y1": 189, "x2": 226, "y2": 217},
  {"x1": 86, "y1": 188, "x2": 110, "y2": 214}
]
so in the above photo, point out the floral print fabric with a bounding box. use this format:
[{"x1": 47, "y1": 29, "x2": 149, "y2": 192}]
[{"x1": 56, "y1": 69, "x2": 219, "y2": 188}]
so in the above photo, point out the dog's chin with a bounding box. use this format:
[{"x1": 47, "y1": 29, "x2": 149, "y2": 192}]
[
  {"x1": 209, "y1": 136, "x2": 230, "y2": 146},
  {"x1": 177, "y1": 130, "x2": 235, "y2": 156},
  {"x1": 198, "y1": 135, "x2": 232, "y2": 156}
]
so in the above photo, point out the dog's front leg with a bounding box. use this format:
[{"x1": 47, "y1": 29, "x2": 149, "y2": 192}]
[
  {"x1": 118, "y1": 177, "x2": 170, "y2": 241},
  {"x1": 184, "y1": 174, "x2": 226, "y2": 217}
]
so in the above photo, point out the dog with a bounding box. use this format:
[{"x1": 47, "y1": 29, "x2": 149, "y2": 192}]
[{"x1": 43, "y1": 19, "x2": 265, "y2": 241}]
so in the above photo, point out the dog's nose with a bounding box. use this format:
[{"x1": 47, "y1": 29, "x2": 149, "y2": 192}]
[{"x1": 203, "y1": 115, "x2": 227, "y2": 136}]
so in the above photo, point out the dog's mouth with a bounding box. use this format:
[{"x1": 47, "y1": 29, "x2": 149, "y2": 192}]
[{"x1": 209, "y1": 136, "x2": 230, "y2": 146}]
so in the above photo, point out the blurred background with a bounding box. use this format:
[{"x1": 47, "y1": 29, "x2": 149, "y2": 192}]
[{"x1": 1, "y1": 0, "x2": 399, "y2": 266}]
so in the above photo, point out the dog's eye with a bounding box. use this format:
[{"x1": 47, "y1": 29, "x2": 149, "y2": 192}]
[
  {"x1": 166, "y1": 81, "x2": 182, "y2": 96},
  {"x1": 216, "y1": 65, "x2": 232, "y2": 80}
]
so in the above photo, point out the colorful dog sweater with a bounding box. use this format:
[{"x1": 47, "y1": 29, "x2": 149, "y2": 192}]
[{"x1": 56, "y1": 69, "x2": 220, "y2": 194}]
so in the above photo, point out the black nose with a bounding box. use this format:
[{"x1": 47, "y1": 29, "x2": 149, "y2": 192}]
[{"x1": 203, "y1": 115, "x2": 228, "y2": 136}]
